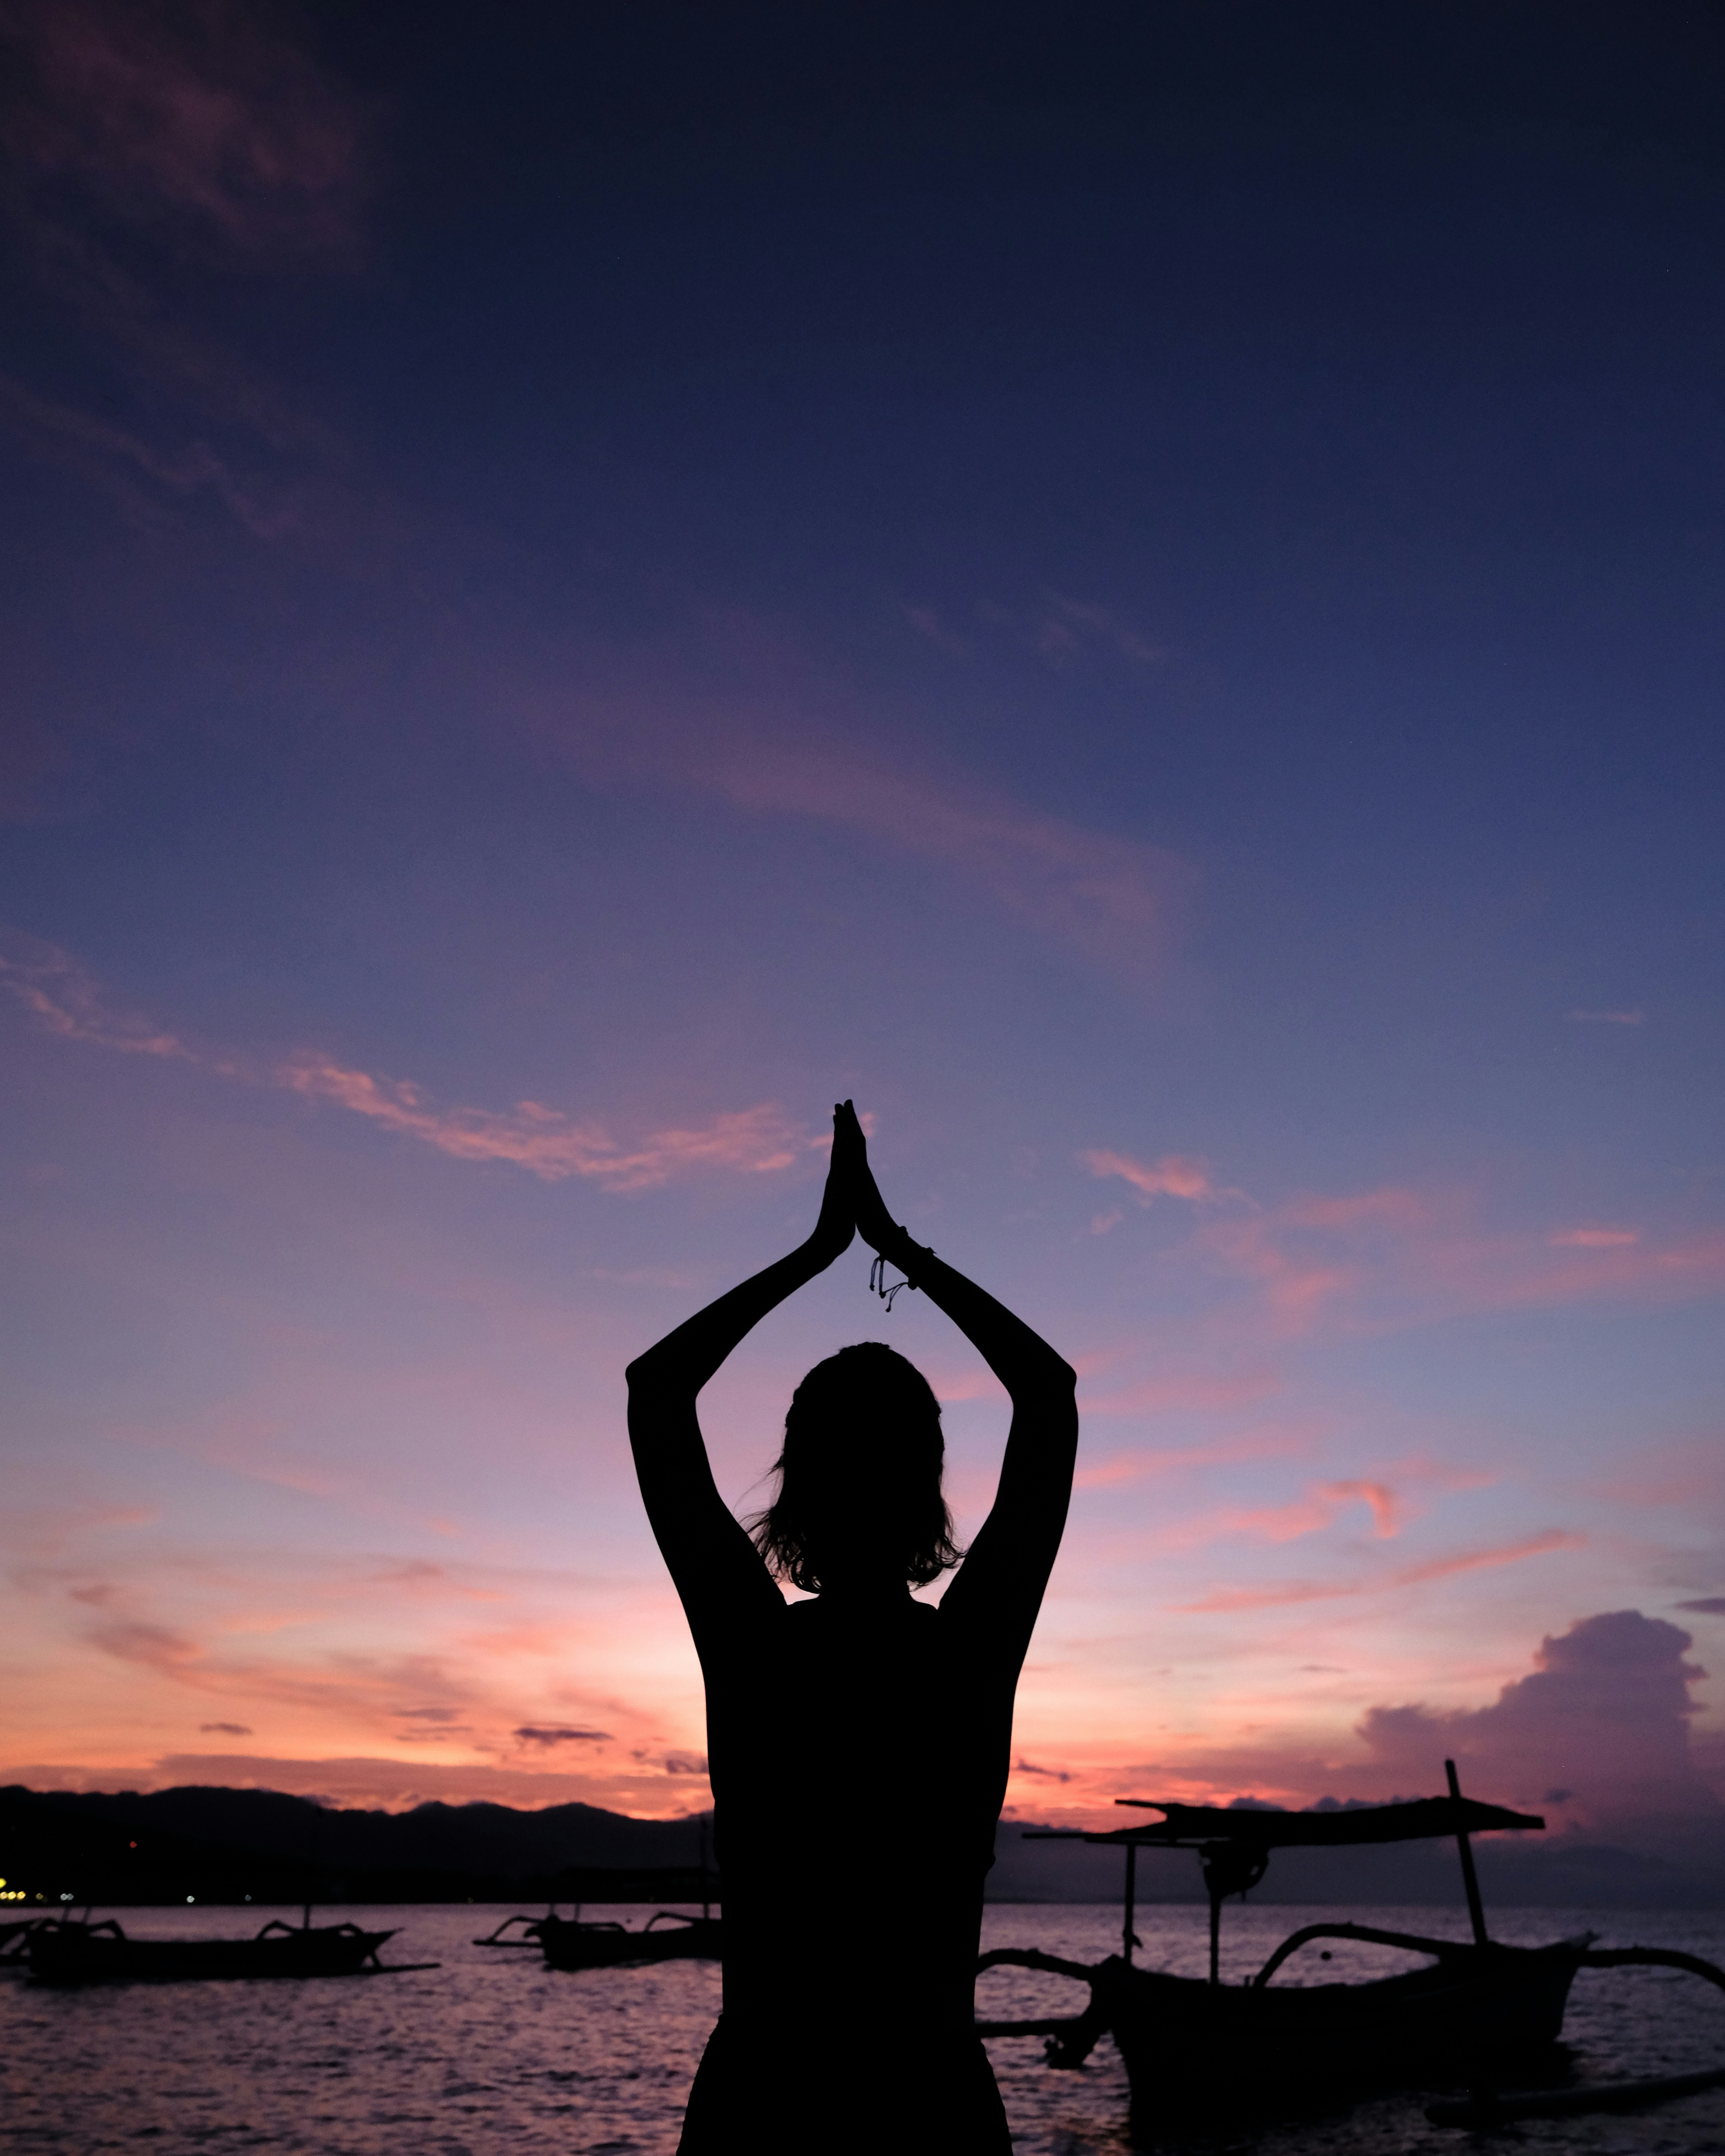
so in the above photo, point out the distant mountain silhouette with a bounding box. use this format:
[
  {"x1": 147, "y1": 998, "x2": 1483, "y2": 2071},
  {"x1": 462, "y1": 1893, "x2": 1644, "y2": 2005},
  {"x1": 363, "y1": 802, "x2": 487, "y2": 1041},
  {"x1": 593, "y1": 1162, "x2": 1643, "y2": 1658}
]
[
  {"x1": 992, "y1": 1822, "x2": 1725, "y2": 1909},
  {"x1": 5, "y1": 1784, "x2": 1720, "y2": 1908},
  {"x1": 0, "y1": 1784, "x2": 713, "y2": 1907}
]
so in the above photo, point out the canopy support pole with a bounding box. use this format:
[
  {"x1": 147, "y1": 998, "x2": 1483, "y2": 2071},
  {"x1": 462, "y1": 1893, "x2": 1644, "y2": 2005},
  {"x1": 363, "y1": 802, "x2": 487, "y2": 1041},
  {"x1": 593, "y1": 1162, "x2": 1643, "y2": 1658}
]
[
  {"x1": 1445, "y1": 1758, "x2": 1489, "y2": 1946},
  {"x1": 1122, "y1": 1842, "x2": 1137, "y2": 1964}
]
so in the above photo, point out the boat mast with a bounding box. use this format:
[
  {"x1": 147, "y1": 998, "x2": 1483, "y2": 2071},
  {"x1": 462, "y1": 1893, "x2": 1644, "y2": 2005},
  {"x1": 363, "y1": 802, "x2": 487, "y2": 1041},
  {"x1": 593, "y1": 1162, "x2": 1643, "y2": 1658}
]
[{"x1": 1444, "y1": 1759, "x2": 1489, "y2": 1946}]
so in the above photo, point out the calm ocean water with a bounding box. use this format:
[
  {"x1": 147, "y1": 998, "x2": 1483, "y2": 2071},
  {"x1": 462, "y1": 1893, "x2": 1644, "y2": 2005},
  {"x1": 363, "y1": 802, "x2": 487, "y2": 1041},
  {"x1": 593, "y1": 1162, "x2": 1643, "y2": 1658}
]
[{"x1": 6, "y1": 1902, "x2": 1723, "y2": 2153}]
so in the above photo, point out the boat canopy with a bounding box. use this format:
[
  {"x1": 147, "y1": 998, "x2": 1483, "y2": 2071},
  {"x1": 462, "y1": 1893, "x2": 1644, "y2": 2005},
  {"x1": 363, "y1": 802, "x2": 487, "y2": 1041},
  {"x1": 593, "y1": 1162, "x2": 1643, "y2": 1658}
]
[
  {"x1": 1026, "y1": 1763, "x2": 1539, "y2": 1983},
  {"x1": 1075, "y1": 1794, "x2": 1544, "y2": 1849}
]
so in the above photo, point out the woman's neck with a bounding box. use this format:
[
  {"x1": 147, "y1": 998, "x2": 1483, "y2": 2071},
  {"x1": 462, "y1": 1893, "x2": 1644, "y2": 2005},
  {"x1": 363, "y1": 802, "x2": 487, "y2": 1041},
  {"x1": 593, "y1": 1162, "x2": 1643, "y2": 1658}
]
[{"x1": 814, "y1": 1573, "x2": 912, "y2": 1607}]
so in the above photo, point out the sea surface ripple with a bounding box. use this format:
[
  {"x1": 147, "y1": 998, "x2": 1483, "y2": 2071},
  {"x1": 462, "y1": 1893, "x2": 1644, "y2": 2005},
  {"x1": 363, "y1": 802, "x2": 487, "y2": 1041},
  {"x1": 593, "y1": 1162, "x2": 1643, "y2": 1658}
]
[{"x1": 5, "y1": 1903, "x2": 1723, "y2": 2153}]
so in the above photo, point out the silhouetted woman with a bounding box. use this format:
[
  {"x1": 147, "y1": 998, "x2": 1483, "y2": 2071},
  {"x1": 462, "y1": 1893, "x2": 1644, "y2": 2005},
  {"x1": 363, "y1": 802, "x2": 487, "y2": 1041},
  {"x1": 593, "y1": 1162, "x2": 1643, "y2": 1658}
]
[{"x1": 627, "y1": 1102, "x2": 1078, "y2": 2153}]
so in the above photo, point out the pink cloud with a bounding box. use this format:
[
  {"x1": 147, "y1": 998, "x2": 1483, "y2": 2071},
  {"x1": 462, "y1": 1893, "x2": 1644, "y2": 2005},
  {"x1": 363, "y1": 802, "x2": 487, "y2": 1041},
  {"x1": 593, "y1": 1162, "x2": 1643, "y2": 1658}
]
[
  {"x1": 1073, "y1": 1424, "x2": 1312, "y2": 1490},
  {"x1": 1356, "y1": 1610, "x2": 1722, "y2": 1838},
  {"x1": 1566, "y1": 1008, "x2": 1644, "y2": 1025},
  {"x1": 1195, "y1": 1214, "x2": 1358, "y2": 1337},
  {"x1": 0, "y1": 374, "x2": 307, "y2": 538},
  {"x1": 0, "y1": 4, "x2": 367, "y2": 544},
  {"x1": 4, "y1": 0, "x2": 365, "y2": 262},
  {"x1": 1177, "y1": 1168, "x2": 1725, "y2": 1344},
  {"x1": 1434, "y1": 1228, "x2": 1725, "y2": 1313},
  {"x1": 1174, "y1": 1527, "x2": 1585, "y2": 1612},
  {"x1": 1078, "y1": 1366, "x2": 1281, "y2": 1416},
  {"x1": 1279, "y1": 1187, "x2": 1428, "y2": 1231},
  {"x1": 712, "y1": 738, "x2": 1175, "y2": 974},
  {"x1": 999, "y1": 1611, "x2": 1723, "y2": 1849},
  {"x1": 11, "y1": 1752, "x2": 712, "y2": 1817},
  {"x1": 1212, "y1": 1478, "x2": 1404, "y2": 1546},
  {"x1": 1591, "y1": 1433, "x2": 1725, "y2": 1508},
  {"x1": 275, "y1": 1054, "x2": 808, "y2": 1190},
  {"x1": 1, "y1": 930, "x2": 818, "y2": 1192},
  {"x1": 1080, "y1": 1148, "x2": 1218, "y2": 1203},
  {"x1": 520, "y1": 626, "x2": 1185, "y2": 980},
  {"x1": 0, "y1": 927, "x2": 187, "y2": 1057}
]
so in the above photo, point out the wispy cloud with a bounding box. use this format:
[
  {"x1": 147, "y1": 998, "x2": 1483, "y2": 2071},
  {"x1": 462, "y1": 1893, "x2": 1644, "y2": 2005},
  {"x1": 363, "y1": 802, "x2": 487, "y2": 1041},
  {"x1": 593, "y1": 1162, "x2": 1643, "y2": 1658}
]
[
  {"x1": 0, "y1": 1, "x2": 366, "y2": 542},
  {"x1": 276, "y1": 1055, "x2": 809, "y2": 1190},
  {"x1": 1078, "y1": 1366, "x2": 1282, "y2": 1417},
  {"x1": 1073, "y1": 1424, "x2": 1312, "y2": 1489},
  {"x1": 0, "y1": 929, "x2": 187, "y2": 1057},
  {"x1": 1028, "y1": 594, "x2": 1165, "y2": 668},
  {"x1": 1080, "y1": 1148, "x2": 1223, "y2": 1204},
  {"x1": 709, "y1": 736, "x2": 1176, "y2": 976},
  {"x1": 1, "y1": 929, "x2": 819, "y2": 1191},
  {"x1": 1566, "y1": 1008, "x2": 1644, "y2": 1025},
  {"x1": 14, "y1": 1752, "x2": 712, "y2": 1817},
  {"x1": 524, "y1": 623, "x2": 1186, "y2": 981},
  {"x1": 0, "y1": 374, "x2": 308, "y2": 538},
  {"x1": 1215, "y1": 1478, "x2": 1404, "y2": 1546},
  {"x1": 902, "y1": 603, "x2": 968, "y2": 657},
  {"x1": 1148, "y1": 1470, "x2": 1430, "y2": 1553},
  {"x1": 1140, "y1": 1158, "x2": 1725, "y2": 1344},
  {"x1": 3, "y1": 0, "x2": 365, "y2": 263},
  {"x1": 1174, "y1": 1528, "x2": 1585, "y2": 1613},
  {"x1": 1012, "y1": 1755, "x2": 1075, "y2": 1783}
]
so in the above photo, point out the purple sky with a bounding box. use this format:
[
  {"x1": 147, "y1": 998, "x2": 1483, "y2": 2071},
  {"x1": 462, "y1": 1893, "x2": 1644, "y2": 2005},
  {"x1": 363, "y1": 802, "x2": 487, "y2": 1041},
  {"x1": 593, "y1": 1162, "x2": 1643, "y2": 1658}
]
[{"x1": 1, "y1": 0, "x2": 1722, "y2": 1849}]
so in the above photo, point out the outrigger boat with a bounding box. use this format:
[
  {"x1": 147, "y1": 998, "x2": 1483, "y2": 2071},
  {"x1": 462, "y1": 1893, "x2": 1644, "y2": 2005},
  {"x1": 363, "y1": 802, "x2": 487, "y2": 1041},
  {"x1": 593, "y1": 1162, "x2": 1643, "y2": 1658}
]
[
  {"x1": 27, "y1": 1914, "x2": 437, "y2": 1985},
  {"x1": 477, "y1": 1908, "x2": 723, "y2": 1970},
  {"x1": 536, "y1": 1906, "x2": 720, "y2": 1970},
  {"x1": 975, "y1": 1760, "x2": 1725, "y2": 2134},
  {"x1": 475, "y1": 1858, "x2": 722, "y2": 1970}
]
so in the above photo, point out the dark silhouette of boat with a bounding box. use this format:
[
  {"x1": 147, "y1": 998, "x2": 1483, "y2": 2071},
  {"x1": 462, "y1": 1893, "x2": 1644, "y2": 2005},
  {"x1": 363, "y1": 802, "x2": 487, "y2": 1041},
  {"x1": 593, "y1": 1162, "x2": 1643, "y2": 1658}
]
[
  {"x1": 476, "y1": 1894, "x2": 722, "y2": 1969},
  {"x1": 975, "y1": 1760, "x2": 1725, "y2": 2132},
  {"x1": 26, "y1": 1914, "x2": 433, "y2": 1984},
  {"x1": 474, "y1": 1849, "x2": 721, "y2": 1969},
  {"x1": 535, "y1": 1908, "x2": 723, "y2": 1968},
  {"x1": 0, "y1": 1916, "x2": 44, "y2": 1966}
]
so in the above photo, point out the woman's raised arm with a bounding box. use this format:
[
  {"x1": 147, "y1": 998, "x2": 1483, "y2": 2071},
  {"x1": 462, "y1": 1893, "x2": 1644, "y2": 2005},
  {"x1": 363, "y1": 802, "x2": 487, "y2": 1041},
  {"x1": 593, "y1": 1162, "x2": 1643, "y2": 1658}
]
[
  {"x1": 840, "y1": 1103, "x2": 1078, "y2": 1660},
  {"x1": 626, "y1": 1109, "x2": 857, "y2": 1644}
]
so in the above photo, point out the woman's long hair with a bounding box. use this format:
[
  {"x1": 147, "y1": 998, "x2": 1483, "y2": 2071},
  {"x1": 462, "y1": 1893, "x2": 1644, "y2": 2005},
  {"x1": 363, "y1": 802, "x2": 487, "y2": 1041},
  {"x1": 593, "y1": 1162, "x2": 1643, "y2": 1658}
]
[{"x1": 750, "y1": 1342, "x2": 962, "y2": 1592}]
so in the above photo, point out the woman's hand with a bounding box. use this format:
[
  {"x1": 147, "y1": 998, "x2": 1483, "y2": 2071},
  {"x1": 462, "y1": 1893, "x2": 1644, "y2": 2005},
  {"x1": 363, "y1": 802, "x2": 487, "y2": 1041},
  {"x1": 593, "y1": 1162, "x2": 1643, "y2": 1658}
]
[
  {"x1": 835, "y1": 1099, "x2": 904, "y2": 1257},
  {"x1": 808, "y1": 1103, "x2": 859, "y2": 1265}
]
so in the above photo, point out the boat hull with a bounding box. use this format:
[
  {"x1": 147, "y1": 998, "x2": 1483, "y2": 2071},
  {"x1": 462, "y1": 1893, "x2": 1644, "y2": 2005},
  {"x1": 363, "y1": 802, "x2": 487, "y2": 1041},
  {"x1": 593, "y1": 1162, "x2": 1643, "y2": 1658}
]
[
  {"x1": 536, "y1": 1913, "x2": 723, "y2": 1970},
  {"x1": 27, "y1": 1919, "x2": 397, "y2": 1985},
  {"x1": 1093, "y1": 1942, "x2": 1584, "y2": 2127}
]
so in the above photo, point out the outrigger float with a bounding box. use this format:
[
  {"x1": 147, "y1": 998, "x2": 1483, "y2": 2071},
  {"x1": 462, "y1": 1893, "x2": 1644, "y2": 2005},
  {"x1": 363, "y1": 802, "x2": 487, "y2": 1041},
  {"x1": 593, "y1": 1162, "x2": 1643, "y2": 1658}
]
[
  {"x1": 975, "y1": 1760, "x2": 1725, "y2": 2135},
  {"x1": 26, "y1": 1914, "x2": 438, "y2": 1985}
]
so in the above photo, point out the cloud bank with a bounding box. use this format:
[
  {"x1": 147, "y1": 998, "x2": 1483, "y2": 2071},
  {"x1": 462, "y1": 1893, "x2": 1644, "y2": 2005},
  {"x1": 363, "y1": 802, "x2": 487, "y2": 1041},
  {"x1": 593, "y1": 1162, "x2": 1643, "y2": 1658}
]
[{"x1": 1356, "y1": 1610, "x2": 1722, "y2": 1845}]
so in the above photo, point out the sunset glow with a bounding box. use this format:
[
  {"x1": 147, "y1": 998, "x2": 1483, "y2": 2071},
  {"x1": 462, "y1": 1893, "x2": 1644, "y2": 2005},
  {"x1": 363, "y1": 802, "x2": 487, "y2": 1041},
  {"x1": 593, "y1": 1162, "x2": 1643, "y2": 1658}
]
[{"x1": 2, "y1": 2, "x2": 1721, "y2": 1866}]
